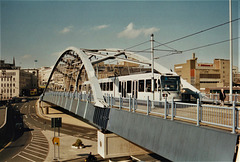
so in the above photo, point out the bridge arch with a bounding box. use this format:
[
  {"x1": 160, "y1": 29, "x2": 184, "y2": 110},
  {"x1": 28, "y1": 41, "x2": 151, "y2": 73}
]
[{"x1": 43, "y1": 47, "x2": 105, "y2": 107}]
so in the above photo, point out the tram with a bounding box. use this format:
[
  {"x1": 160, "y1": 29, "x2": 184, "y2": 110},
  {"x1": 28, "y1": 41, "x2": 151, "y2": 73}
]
[{"x1": 82, "y1": 72, "x2": 182, "y2": 102}]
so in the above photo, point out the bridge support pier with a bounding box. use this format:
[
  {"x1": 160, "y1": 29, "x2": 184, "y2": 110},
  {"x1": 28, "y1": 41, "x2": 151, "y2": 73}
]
[
  {"x1": 97, "y1": 131, "x2": 148, "y2": 159},
  {"x1": 39, "y1": 101, "x2": 51, "y2": 114}
]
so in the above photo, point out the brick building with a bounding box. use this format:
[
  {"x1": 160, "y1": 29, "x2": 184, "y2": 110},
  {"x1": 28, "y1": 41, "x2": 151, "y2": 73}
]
[{"x1": 174, "y1": 53, "x2": 237, "y2": 92}]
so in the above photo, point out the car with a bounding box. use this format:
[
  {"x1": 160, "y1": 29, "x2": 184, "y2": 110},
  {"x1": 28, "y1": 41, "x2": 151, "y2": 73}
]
[{"x1": 21, "y1": 98, "x2": 27, "y2": 102}]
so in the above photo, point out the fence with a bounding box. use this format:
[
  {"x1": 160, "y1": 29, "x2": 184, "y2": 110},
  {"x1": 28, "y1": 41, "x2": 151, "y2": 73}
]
[
  {"x1": 202, "y1": 93, "x2": 240, "y2": 104},
  {"x1": 43, "y1": 91, "x2": 239, "y2": 134}
]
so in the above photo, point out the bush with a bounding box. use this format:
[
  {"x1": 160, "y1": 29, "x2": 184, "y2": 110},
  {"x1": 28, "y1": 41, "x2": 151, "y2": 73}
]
[{"x1": 72, "y1": 139, "x2": 84, "y2": 148}]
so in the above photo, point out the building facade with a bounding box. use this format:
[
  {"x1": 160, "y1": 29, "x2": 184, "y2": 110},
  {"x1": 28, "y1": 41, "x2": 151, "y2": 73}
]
[
  {"x1": 0, "y1": 59, "x2": 38, "y2": 100},
  {"x1": 174, "y1": 53, "x2": 237, "y2": 92}
]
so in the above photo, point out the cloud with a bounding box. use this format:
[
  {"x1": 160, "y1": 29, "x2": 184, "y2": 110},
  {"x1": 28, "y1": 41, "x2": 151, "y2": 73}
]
[
  {"x1": 118, "y1": 23, "x2": 159, "y2": 39},
  {"x1": 22, "y1": 54, "x2": 32, "y2": 59},
  {"x1": 59, "y1": 26, "x2": 73, "y2": 34},
  {"x1": 93, "y1": 24, "x2": 109, "y2": 30}
]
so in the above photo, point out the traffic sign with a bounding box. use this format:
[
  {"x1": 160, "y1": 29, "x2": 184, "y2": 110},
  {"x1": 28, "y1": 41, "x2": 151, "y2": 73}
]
[
  {"x1": 51, "y1": 117, "x2": 62, "y2": 128},
  {"x1": 52, "y1": 137, "x2": 60, "y2": 146}
]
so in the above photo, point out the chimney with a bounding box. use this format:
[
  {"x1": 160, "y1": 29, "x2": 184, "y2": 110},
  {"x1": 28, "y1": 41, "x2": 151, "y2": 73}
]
[
  {"x1": 13, "y1": 57, "x2": 15, "y2": 66},
  {"x1": 192, "y1": 53, "x2": 195, "y2": 59}
]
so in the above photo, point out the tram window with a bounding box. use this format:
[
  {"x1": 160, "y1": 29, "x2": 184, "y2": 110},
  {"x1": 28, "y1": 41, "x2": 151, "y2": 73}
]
[
  {"x1": 119, "y1": 81, "x2": 122, "y2": 93},
  {"x1": 127, "y1": 81, "x2": 132, "y2": 93},
  {"x1": 103, "y1": 83, "x2": 106, "y2": 91},
  {"x1": 110, "y1": 82, "x2": 113, "y2": 91},
  {"x1": 146, "y1": 79, "x2": 151, "y2": 92},
  {"x1": 106, "y1": 82, "x2": 109, "y2": 91},
  {"x1": 138, "y1": 80, "x2": 144, "y2": 92}
]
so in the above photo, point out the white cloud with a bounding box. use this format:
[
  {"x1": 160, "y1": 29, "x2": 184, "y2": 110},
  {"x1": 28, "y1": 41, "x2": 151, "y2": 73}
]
[
  {"x1": 59, "y1": 26, "x2": 73, "y2": 34},
  {"x1": 93, "y1": 24, "x2": 109, "y2": 30},
  {"x1": 22, "y1": 54, "x2": 32, "y2": 59},
  {"x1": 118, "y1": 23, "x2": 159, "y2": 39}
]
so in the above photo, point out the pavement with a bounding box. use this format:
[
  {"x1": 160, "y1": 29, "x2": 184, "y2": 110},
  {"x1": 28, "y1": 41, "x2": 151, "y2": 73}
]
[
  {"x1": 35, "y1": 100, "x2": 99, "y2": 162},
  {"x1": 0, "y1": 106, "x2": 6, "y2": 128}
]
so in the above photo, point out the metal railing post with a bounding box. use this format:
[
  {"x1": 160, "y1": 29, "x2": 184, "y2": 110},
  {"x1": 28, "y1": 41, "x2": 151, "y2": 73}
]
[
  {"x1": 110, "y1": 94, "x2": 113, "y2": 108},
  {"x1": 119, "y1": 96, "x2": 122, "y2": 109},
  {"x1": 197, "y1": 99, "x2": 200, "y2": 126},
  {"x1": 133, "y1": 97, "x2": 135, "y2": 113},
  {"x1": 164, "y1": 97, "x2": 167, "y2": 119},
  {"x1": 147, "y1": 96, "x2": 149, "y2": 115},
  {"x1": 232, "y1": 101, "x2": 236, "y2": 134},
  {"x1": 129, "y1": 96, "x2": 131, "y2": 112},
  {"x1": 171, "y1": 98, "x2": 174, "y2": 120}
]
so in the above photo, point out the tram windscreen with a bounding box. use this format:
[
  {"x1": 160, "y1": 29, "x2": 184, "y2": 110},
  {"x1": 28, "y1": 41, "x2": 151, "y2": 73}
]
[{"x1": 161, "y1": 76, "x2": 180, "y2": 91}]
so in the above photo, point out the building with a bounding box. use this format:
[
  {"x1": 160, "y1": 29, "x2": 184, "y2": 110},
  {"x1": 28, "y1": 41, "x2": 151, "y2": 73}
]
[
  {"x1": 174, "y1": 53, "x2": 238, "y2": 92},
  {"x1": 0, "y1": 59, "x2": 38, "y2": 100}
]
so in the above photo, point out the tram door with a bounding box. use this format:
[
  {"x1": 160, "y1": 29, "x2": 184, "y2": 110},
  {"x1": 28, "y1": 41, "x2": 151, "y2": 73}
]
[
  {"x1": 121, "y1": 81, "x2": 126, "y2": 98},
  {"x1": 132, "y1": 80, "x2": 138, "y2": 99}
]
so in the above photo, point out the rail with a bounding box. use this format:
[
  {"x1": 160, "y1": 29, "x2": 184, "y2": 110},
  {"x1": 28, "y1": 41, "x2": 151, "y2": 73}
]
[
  {"x1": 202, "y1": 93, "x2": 240, "y2": 104},
  {"x1": 42, "y1": 91, "x2": 239, "y2": 134}
]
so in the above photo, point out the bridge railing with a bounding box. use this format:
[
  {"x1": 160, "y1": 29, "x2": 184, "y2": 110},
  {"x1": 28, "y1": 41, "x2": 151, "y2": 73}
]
[
  {"x1": 42, "y1": 91, "x2": 239, "y2": 133},
  {"x1": 202, "y1": 93, "x2": 240, "y2": 104},
  {"x1": 107, "y1": 95, "x2": 238, "y2": 134}
]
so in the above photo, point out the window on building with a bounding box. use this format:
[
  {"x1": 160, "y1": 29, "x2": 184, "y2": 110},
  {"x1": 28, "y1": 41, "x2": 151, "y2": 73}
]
[
  {"x1": 13, "y1": 78, "x2": 15, "y2": 82},
  {"x1": 138, "y1": 80, "x2": 144, "y2": 92},
  {"x1": 13, "y1": 89, "x2": 15, "y2": 93},
  {"x1": 200, "y1": 74, "x2": 220, "y2": 78},
  {"x1": 127, "y1": 81, "x2": 132, "y2": 93}
]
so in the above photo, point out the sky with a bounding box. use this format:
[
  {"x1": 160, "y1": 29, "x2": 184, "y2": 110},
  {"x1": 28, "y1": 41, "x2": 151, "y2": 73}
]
[{"x1": 0, "y1": 0, "x2": 239, "y2": 71}]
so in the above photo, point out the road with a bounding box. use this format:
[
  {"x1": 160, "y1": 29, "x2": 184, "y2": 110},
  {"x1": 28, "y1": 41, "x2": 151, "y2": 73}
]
[{"x1": 0, "y1": 97, "x2": 97, "y2": 162}]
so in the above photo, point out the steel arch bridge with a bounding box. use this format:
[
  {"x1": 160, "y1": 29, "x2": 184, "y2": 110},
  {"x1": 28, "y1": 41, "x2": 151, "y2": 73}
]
[
  {"x1": 40, "y1": 47, "x2": 238, "y2": 161},
  {"x1": 42, "y1": 46, "x2": 200, "y2": 108}
]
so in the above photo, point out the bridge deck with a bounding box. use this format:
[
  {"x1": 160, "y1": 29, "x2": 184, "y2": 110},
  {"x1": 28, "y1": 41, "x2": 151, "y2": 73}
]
[{"x1": 41, "y1": 92, "x2": 239, "y2": 161}]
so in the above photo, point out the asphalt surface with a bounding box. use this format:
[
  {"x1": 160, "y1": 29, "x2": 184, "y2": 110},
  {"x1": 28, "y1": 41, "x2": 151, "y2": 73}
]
[
  {"x1": 0, "y1": 98, "x2": 98, "y2": 162},
  {"x1": 0, "y1": 97, "x2": 170, "y2": 162},
  {"x1": 0, "y1": 106, "x2": 6, "y2": 127}
]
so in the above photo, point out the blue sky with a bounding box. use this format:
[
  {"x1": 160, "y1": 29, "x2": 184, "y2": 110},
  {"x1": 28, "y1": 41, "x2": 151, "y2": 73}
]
[{"x1": 1, "y1": 0, "x2": 239, "y2": 71}]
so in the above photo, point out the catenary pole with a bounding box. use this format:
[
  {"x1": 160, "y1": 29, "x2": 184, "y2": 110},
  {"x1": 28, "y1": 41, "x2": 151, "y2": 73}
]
[
  {"x1": 151, "y1": 34, "x2": 155, "y2": 108},
  {"x1": 229, "y1": 0, "x2": 233, "y2": 102}
]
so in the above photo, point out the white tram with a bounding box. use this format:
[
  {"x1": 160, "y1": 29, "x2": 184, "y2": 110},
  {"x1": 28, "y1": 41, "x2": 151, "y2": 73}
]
[{"x1": 82, "y1": 72, "x2": 182, "y2": 102}]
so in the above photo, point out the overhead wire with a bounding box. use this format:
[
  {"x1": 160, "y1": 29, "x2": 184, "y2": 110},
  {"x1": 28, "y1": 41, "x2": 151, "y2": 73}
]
[
  {"x1": 141, "y1": 18, "x2": 240, "y2": 52},
  {"x1": 182, "y1": 37, "x2": 240, "y2": 53},
  {"x1": 125, "y1": 40, "x2": 149, "y2": 50},
  {"x1": 155, "y1": 37, "x2": 240, "y2": 59}
]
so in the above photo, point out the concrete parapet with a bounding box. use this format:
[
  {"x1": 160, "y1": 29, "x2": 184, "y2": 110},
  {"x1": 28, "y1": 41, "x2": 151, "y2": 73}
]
[{"x1": 98, "y1": 131, "x2": 148, "y2": 159}]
